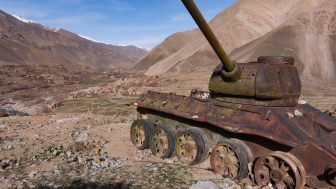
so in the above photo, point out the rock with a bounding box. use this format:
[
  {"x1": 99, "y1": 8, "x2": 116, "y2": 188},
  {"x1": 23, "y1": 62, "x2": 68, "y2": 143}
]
[
  {"x1": 101, "y1": 161, "x2": 110, "y2": 168},
  {"x1": 298, "y1": 100, "x2": 307, "y2": 104},
  {"x1": 78, "y1": 132, "x2": 90, "y2": 142},
  {"x1": 54, "y1": 170, "x2": 60, "y2": 174},
  {"x1": 78, "y1": 157, "x2": 87, "y2": 165},
  {"x1": 94, "y1": 158, "x2": 101, "y2": 163},
  {"x1": 294, "y1": 110, "x2": 303, "y2": 117},
  {"x1": 29, "y1": 171, "x2": 39, "y2": 178},
  {"x1": 217, "y1": 174, "x2": 223, "y2": 179},
  {"x1": 245, "y1": 184, "x2": 253, "y2": 189},
  {"x1": 189, "y1": 180, "x2": 220, "y2": 189},
  {"x1": 145, "y1": 163, "x2": 153, "y2": 167},
  {"x1": 152, "y1": 167, "x2": 158, "y2": 171},
  {"x1": 66, "y1": 151, "x2": 73, "y2": 157},
  {"x1": 286, "y1": 112, "x2": 294, "y2": 118},
  {"x1": 92, "y1": 161, "x2": 100, "y2": 167},
  {"x1": 217, "y1": 182, "x2": 230, "y2": 188},
  {"x1": 164, "y1": 159, "x2": 174, "y2": 164}
]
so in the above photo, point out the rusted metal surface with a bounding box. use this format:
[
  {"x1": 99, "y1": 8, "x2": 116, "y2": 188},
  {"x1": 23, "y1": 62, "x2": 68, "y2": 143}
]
[
  {"x1": 131, "y1": 90, "x2": 336, "y2": 187},
  {"x1": 209, "y1": 59, "x2": 301, "y2": 107},
  {"x1": 129, "y1": 0, "x2": 336, "y2": 188}
]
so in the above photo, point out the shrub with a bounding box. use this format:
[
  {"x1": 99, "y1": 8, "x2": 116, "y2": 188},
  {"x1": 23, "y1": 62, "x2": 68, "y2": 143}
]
[
  {"x1": 0, "y1": 109, "x2": 9, "y2": 117},
  {"x1": 40, "y1": 105, "x2": 52, "y2": 114}
]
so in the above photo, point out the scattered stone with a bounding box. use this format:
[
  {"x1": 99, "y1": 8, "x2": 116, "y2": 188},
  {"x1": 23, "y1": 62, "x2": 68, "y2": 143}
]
[
  {"x1": 94, "y1": 158, "x2": 101, "y2": 163},
  {"x1": 78, "y1": 132, "x2": 90, "y2": 142},
  {"x1": 66, "y1": 151, "x2": 73, "y2": 157},
  {"x1": 286, "y1": 112, "x2": 294, "y2": 118},
  {"x1": 189, "y1": 180, "x2": 220, "y2": 189},
  {"x1": 298, "y1": 100, "x2": 307, "y2": 104},
  {"x1": 294, "y1": 110, "x2": 303, "y2": 117},
  {"x1": 164, "y1": 159, "x2": 174, "y2": 164},
  {"x1": 145, "y1": 163, "x2": 153, "y2": 167},
  {"x1": 29, "y1": 171, "x2": 39, "y2": 178}
]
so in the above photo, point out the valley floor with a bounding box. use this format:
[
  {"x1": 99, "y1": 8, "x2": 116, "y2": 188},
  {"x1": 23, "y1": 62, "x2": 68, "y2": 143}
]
[{"x1": 0, "y1": 67, "x2": 335, "y2": 189}]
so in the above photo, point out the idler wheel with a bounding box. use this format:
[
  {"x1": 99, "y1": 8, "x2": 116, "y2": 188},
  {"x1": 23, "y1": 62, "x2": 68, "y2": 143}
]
[
  {"x1": 149, "y1": 125, "x2": 176, "y2": 159},
  {"x1": 175, "y1": 128, "x2": 209, "y2": 165},
  {"x1": 254, "y1": 151, "x2": 306, "y2": 189},
  {"x1": 130, "y1": 119, "x2": 154, "y2": 150}
]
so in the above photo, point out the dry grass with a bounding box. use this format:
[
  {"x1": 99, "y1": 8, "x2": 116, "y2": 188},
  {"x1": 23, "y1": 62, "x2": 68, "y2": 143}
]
[{"x1": 11, "y1": 92, "x2": 36, "y2": 102}]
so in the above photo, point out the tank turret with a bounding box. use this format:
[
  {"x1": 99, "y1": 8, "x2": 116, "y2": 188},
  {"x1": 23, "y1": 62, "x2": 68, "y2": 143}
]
[{"x1": 182, "y1": 0, "x2": 301, "y2": 107}]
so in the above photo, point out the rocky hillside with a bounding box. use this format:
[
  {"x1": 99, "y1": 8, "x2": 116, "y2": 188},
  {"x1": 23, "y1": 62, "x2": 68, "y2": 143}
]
[
  {"x1": 229, "y1": 0, "x2": 336, "y2": 85},
  {"x1": 130, "y1": 29, "x2": 199, "y2": 70},
  {"x1": 140, "y1": 0, "x2": 335, "y2": 85},
  {"x1": 0, "y1": 11, "x2": 142, "y2": 70}
]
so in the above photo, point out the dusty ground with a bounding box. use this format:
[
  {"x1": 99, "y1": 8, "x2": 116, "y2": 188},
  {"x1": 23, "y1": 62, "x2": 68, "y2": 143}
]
[
  {"x1": 0, "y1": 97, "x2": 249, "y2": 189},
  {"x1": 0, "y1": 67, "x2": 335, "y2": 189}
]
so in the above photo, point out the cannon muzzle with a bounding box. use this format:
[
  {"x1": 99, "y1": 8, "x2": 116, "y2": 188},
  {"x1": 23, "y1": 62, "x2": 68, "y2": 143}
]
[{"x1": 181, "y1": 0, "x2": 241, "y2": 81}]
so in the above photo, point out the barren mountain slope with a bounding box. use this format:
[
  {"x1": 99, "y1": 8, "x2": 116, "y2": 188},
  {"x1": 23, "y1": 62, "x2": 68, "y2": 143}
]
[
  {"x1": 0, "y1": 38, "x2": 90, "y2": 72},
  {"x1": 0, "y1": 10, "x2": 134, "y2": 70},
  {"x1": 229, "y1": 0, "x2": 336, "y2": 85},
  {"x1": 57, "y1": 29, "x2": 148, "y2": 62},
  {"x1": 129, "y1": 29, "x2": 199, "y2": 70},
  {"x1": 145, "y1": 0, "x2": 327, "y2": 75},
  {"x1": 99, "y1": 44, "x2": 149, "y2": 62}
]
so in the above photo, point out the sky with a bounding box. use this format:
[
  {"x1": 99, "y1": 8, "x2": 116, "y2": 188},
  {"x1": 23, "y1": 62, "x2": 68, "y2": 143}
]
[{"x1": 0, "y1": 0, "x2": 236, "y2": 49}]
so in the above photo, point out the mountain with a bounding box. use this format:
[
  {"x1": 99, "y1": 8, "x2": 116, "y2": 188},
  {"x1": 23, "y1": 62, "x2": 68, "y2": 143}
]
[
  {"x1": 129, "y1": 29, "x2": 199, "y2": 70},
  {"x1": 0, "y1": 37, "x2": 89, "y2": 72},
  {"x1": 141, "y1": 0, "x2": 335, "y2": 84},
  {"x1": 57, "y1": 32, "x2": 149, "y2": 62},
  {"x1": 229, "y1": 0, "x2": 336, "y2": 85},
  {"x1": 11, "y1": 15, "x2": 150, "y2": 62},
  {"x1": 0, "y1": 11, "x2": 146, "y2": 70}
]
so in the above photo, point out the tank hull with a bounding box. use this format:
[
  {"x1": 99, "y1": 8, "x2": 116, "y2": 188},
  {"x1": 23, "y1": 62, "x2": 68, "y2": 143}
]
[{"x1": 131, "y1": 91, "x2": 336, "y2": 188}]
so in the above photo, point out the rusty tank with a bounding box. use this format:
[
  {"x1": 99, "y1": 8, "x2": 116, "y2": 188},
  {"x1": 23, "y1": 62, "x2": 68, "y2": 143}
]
[{"x1": 128, "y1": 0, "x2": 336, "y2": 188}]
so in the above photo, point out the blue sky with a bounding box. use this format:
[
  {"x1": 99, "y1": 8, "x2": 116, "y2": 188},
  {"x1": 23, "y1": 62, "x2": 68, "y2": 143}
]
[{"x1": 0, "y1": 0, "x2": 236, "y2": 49}]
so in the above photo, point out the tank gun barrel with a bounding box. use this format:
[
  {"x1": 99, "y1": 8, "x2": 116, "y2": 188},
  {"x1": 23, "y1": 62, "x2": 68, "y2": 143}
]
[{"x1": 181, "y1": 0, "x2": 238, "y2": 74}]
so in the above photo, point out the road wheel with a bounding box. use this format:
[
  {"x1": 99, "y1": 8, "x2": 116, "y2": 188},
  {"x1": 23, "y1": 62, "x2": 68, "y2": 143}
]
[
  {"x1": 150, "y1": 125, "x2": 176, "y2": 159},
  {"x1": 130, "y1": 119, "x2": 153, "y2": 150},
  {"x1": 210, "y1": 140, "x2": 249, "y2": 181},
  {"x1": 175, "y1": 127, "x2": 209, "y2": 165}
]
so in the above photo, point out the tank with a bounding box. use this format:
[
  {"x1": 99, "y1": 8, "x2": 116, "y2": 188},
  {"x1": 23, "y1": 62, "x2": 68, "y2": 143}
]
[{"x1": 129, "y1": 0, "x2": 336, "y2": 188}]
